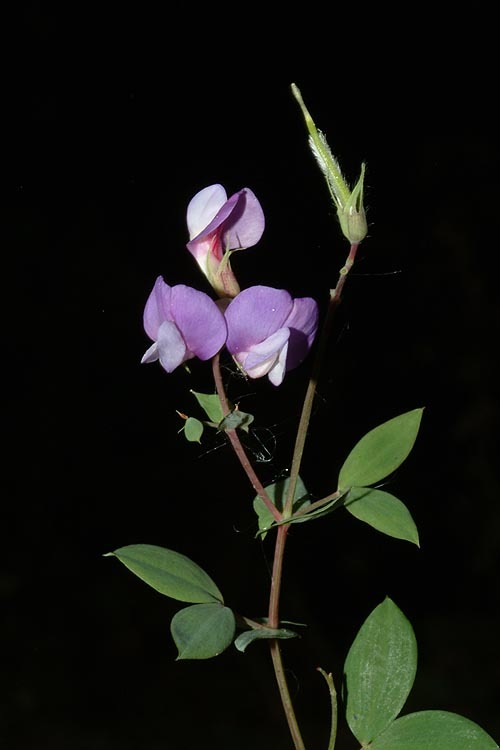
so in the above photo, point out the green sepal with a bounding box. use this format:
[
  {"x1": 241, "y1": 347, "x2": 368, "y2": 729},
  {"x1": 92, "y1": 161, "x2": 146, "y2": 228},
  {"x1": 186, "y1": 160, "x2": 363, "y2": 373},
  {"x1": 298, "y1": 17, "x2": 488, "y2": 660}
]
[
  {"x1": 338, "y1": 163, "x2": 368, "y2": 244},
  {"x1": 171, "y1": 603, "x2": 235, "y2": 660},
  {"x1": 344, "y1": 597, "x2": 417, "y2": 744},
  {"x1": 104, "y1": 544, "x2": 223, "y2": 604},
  {"x1": 345, "y1": 487, "x2": 419, "y2": 546},
  {"x1": 370, "y1": 710, "x2": 499, "y2": 750},
  {"x1": 234, "y1": 626, "x2": 299, "y2": 653},
  {"x1": 338, "y1": 408, "x2": 424, "y2": 490}
]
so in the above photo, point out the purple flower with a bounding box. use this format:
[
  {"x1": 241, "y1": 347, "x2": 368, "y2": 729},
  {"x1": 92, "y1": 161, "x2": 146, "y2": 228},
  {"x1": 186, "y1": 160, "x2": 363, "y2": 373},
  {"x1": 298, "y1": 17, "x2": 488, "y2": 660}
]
[
  {"x1": 186, "y1": 184, "x2": 265, "y2": 298},
  {"x1": 141, "y1": 276, "x2": 227, "y2": 373},
  {"x1": 224, "y1": 286, "x2": 319, "y2": 386}
]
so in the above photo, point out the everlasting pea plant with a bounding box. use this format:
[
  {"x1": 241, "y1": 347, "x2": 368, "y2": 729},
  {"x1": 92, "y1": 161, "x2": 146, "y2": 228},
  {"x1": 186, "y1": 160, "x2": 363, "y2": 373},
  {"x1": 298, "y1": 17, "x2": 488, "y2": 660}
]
[{"x1": 106, "y1": 85, "x2": 498, "y2": 750}]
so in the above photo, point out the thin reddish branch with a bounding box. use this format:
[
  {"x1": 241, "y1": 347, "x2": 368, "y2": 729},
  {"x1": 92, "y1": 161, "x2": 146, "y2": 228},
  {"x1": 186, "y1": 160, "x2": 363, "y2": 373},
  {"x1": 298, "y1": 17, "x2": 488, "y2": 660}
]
[{"x1": 211, "y1": 353, "x2": 282, "y2": 522}]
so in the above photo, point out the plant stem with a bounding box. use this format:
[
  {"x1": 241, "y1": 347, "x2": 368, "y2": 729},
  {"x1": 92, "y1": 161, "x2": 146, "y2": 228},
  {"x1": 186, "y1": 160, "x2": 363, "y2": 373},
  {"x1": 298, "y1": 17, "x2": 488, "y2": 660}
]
[
  {"x1": 266, "y1": 241, "x2": 360, "y2": 748},
  {"x1": 317, "y1": 668, "x2": 338, "y2": 750},
  {"x1": 284, "y1": 242, "x2": 359, "y2": 518},
  {"x1": 213, "y1": 242, "x2": 359, "y2": 750},
  {"x1": 211, "y1": 354, "x2": 282, "y2": 522},
  {"x1": 268, "y1": 525, "x2": 306, "y2": 749},
  {"x1": 212, "y1": 354, "x2": 306, "y2": 746}
]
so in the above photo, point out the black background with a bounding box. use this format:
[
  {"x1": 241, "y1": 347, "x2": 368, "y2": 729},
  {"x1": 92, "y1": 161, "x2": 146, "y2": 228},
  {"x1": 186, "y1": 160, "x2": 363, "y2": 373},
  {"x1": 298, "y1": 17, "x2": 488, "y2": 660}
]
[{"x1": 7, "y1": 5, "x2": 499, "y2": 749}]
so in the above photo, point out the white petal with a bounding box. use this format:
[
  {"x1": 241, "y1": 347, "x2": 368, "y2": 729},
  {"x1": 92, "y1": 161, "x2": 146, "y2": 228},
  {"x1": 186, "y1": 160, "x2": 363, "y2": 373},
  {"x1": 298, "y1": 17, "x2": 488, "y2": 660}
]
[
  {"x1": 186, "y1": 184, "x2": 227, "y2": 239},
  {"x1": 156, "y1": 320, "x2": 188, "y2": 373},
  {"x1": 267, "y1": 342, "x2": 288, "y2": 386},
  {"x1": 242, "y1": 328, "x2": 290, "y2": 380},
  {"x1": 141, "y1": 341, "x2": 159, "y2": 364}
]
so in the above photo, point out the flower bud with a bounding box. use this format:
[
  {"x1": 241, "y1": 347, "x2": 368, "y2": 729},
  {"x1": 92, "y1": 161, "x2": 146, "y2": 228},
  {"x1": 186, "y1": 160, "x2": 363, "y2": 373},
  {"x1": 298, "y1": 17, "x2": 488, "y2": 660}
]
[{"x1": 291, "y1": 83, "x2": 367, "y2": 245}]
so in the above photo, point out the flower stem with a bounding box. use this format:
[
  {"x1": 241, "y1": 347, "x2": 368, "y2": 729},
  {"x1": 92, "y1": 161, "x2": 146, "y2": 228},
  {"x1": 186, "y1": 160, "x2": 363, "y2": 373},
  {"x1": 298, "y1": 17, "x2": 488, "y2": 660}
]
[
  {"x1": 284, "y1": 242, "x2": 359, "y2": 518},
  {"x1": 211, "y1": 354, "x2": 282, "y2": 522}
]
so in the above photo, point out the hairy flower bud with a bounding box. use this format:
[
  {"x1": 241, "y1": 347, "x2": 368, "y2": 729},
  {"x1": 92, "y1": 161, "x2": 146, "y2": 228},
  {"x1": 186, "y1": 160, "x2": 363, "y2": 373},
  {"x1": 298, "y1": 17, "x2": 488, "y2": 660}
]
[{"x1": 291, "y1": 83, "x2": 367, "y2": 245}]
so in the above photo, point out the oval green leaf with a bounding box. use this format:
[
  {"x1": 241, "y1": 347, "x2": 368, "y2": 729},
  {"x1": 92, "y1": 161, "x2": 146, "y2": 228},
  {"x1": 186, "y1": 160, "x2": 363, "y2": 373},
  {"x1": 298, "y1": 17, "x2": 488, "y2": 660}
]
[
  {"x1": 105, "y1": 544, "x2": 223, "y2": 604},
  {"x1": 338, "y1": 408, "x2": 424, "y2": 490},
  {"x1": 344, "y1": 597, "x2": 417, "y2": 744},
  {"x1": 345, "y1": 487, "x2": 419, "y2": 546},
  {"x1": 184, "y1": 417, "x2": 204, "y2": 443},
  {"x1": 171, "y1": 603, "x2": 236, "y2": 660},
  {"x1": 190, "y1": 390, "x2": 225, "y2": 424},
  {"x1": 234, "y1": 626, "x2": 299, "y2": 653},
  {"x1": 370, "y1": 710, "x2": 499, "y2": 750}
]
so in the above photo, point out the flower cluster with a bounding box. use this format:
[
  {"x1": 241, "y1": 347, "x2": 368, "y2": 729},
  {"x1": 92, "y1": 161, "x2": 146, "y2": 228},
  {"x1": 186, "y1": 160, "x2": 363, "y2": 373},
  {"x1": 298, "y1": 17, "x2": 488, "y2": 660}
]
[{"x1": 141, "y1": 185, "x2": 319, "y2": 386}]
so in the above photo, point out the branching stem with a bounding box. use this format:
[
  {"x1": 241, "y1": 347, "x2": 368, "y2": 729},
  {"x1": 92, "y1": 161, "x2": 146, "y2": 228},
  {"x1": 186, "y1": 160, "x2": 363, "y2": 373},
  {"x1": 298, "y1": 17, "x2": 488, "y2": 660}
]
[
  {"x1": 213, "y1": 242, "x2": 359, "y2": 750},
  {"x1": 211, "y1": 354, "x2": 281, "y2": 522}
]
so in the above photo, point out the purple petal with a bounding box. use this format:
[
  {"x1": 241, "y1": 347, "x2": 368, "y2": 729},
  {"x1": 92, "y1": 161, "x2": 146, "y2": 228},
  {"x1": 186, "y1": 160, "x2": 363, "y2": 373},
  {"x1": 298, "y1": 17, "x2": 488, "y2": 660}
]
[
  {"x1": 285, "y1": 297, "x2": 319, "y2": 346},
  {"x1": 156, "y1": 320, "x2": 189, "y2": 373},
  {"x1": 284, "y1": 297, "x2": 319, "y2": 371},
  {"x1": 187, "y1": 187, "x2": 264, "y2": 252},
  {"x1": 186, "y1": 184, "x2": 227, "y2": 240},
  {"x1": 219, "y1": 188, "x2": 265, "y2": 249},
  {"x1": 225, "y1": 286, "x2": 293, "y2": 353},
  {"x1": 171, "y1": 285, "x2": 227, "y2": 360},
  {"x1": 143, "y1": 276, "x2": 172, "y2": 340}
]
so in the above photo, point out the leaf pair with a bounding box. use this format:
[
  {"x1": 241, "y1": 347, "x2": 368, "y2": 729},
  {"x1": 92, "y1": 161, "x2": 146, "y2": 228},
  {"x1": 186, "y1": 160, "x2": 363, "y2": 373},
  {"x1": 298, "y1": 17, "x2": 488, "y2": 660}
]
[
  {"x1": 105, "y1": 544, "x2": 296, "y2": 659},
  {"x1": 254, "y1": 409, "x2": 423, "y2": 545},
  {"x1": 344, "y1": 598, "x2": 498, "y2": 749},
  {"x1": 338, "y1": 408, "x2": 423, "y2": 545},
  {"x1": 105, "y1": 544, "x2": 235, "y2": 659}
]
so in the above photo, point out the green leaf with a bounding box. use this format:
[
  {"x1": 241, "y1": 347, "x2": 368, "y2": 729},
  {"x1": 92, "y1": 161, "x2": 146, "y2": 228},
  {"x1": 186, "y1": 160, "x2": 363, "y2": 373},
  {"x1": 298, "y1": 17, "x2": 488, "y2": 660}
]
[
  {"x1": 184, "y1": 417, "x2": 204, "y2": 443},
  {"x1": 345, "y1": 487, "x2": 419, "y2": 546},
  {"x1": 190, "y1": 390, "x2": 225, "y2": 424},
  {"x1": 253, "y1": 476, "x2": 311, "y2": 539},
  {"x1": 344, "y1": 597, "x2": 417, "y2": 744},
  {"x1": 338, "y1": 408, "x2": 424, "y2": 489},
  {"x1": 234, "y1": 627, "x2": 299, "y2": 653},
  {"x1": 370, "y1": 710, "x2": 499, "y2": 750},
  {"x1": 171, "y1": 603, "x2": 236, "y2": 660},
  {"x1": 105, "y1": 544, "x2": 223, "y2": 604},
  {"x1": 218, "y1": 409, "x2": 254, "y2": 432}
]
